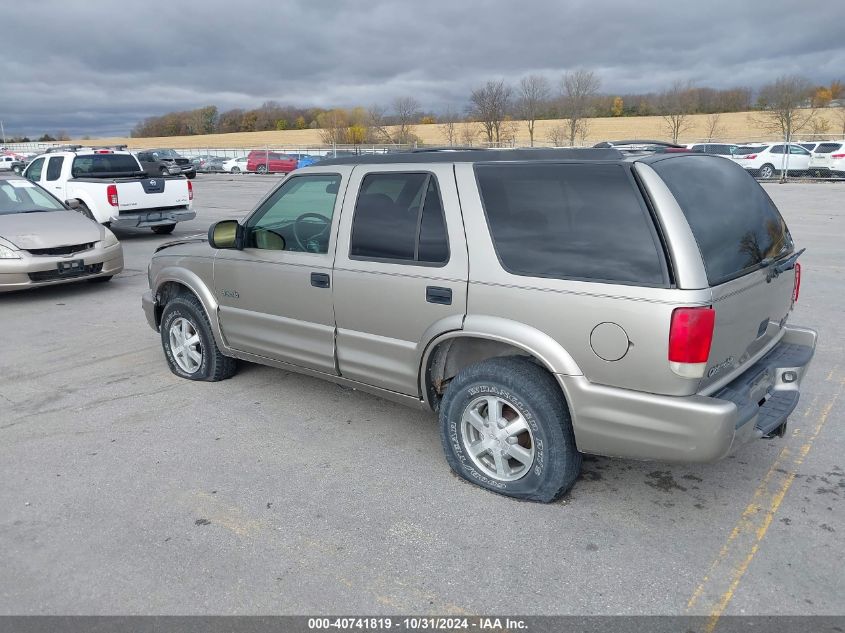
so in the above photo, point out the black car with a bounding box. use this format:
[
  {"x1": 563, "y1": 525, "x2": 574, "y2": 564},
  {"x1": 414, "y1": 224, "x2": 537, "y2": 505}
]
[{"x1": 138, "y1": 149, "x2": 196, "y2": 179}]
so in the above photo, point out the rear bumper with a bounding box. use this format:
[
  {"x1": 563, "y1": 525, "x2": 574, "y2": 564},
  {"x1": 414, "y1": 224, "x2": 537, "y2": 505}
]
[
  {"x1": 110, "y1": 207, "x2": 196, "y2": 229},
  {"x1": 561, "y1": 325, "x2": 817, "y2": 462}
]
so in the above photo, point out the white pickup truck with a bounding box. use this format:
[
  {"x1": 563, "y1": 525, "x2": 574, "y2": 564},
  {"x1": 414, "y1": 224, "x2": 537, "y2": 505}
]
[{"x1": 23, "y1": 148, "x2": 195, "y2": 234}]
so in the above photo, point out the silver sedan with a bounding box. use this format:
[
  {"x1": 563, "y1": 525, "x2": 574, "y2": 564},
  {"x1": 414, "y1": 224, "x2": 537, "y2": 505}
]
[{"x1": 0, "y1": 174, "x2": 123, "y2": 292}]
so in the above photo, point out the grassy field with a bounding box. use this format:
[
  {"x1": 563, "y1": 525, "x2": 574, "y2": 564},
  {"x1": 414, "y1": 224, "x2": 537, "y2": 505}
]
[{"x1": 79, "y1": 109, "x2": 844, "y2": 150}]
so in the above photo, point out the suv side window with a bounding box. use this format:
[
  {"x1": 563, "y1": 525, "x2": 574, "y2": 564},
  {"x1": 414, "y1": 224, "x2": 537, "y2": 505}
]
[
  {"x1": 350, "y1": 172, "x2": 449, "y2": 265},
  {"x1": 245, "y1": 174, "x2": 340, "y2": 253},
  {"x1": 476, "y1": 163, "x2": 666, "y2": 285},
  {"x1": 46, "y1": 156, "x2": 64, "y2": 181},
  {"x1": 25, "y1": 157, "x2": 45, "y2": 181},
  {"x1": 789, "y1": 145, "x2": 809, "y2": 155},
  {"x1": 770, "y1": 145, "x2": 785, "y2": 154}
]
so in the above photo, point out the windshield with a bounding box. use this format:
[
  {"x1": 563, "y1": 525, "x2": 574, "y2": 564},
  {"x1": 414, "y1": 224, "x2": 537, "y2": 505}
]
[
  {"x1": 733, "y1": 146, "x2": 764, "y2": 155},
  {"x1": 0, "y1": 179, "x2": 65, "y2": 215}
]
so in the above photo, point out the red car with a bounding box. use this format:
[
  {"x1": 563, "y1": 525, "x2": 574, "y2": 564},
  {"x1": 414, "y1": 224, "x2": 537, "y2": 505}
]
[{"x1": 246, "y1": 151, "x2": 297, "y2": 174}]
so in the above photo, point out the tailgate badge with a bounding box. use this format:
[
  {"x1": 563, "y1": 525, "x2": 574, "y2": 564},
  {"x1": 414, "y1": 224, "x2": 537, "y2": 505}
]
[{"x1": 707, "y1": 357, "x2": 735, "y2": 379}]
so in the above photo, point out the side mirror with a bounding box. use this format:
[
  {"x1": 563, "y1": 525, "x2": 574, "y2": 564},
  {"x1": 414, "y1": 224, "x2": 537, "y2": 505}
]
[
  {"x1": 208, "y1": 220, "x2": 242, "y2": 249},
  {"x1": 65, "y1": 199, "x2": 81, "y2": 210}
]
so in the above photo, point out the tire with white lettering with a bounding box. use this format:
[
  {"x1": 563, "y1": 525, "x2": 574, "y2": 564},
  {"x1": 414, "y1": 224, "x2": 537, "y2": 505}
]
[
  {"x1": 160, "y1": 293, "x2": 237, "y2": 382},
  {"x1": 439, "y1": 356, "x2": 581, "y2": 502}
]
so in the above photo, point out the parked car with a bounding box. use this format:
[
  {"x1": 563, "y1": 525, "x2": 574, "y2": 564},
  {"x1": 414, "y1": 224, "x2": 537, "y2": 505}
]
[
  {"x1": 0, "y1": 155, "x2": 25, "y2": 174},
  {"x1": 0, "y1": 172, "x2": 123, "y2": 292},
  {"x1": 222, "y1": 156, "x2": 250, "y2": 173},
  {"x1": 24, "y1": 147, "x2": 194, "y2": 234},
  {"x1": 191, "y1": 155, "x2": 227, "y2": 173},
  {"x1": 143, "y1": 149, "x2": 196, "y2": 179},
  {"x1": 196, "y1": 156, "x2": 227, "y2": 173},
  {"x1": 731, "y1": 143, "x2": 811, "y2": 179},
  {"x1": 143, "y1": 149, "x2": 814, "y2": 502},
  {"x1": 687, "y1": 143, "x2": 739, "y2": 157},
  {"x1": 246, "y1": 150, "x2": 297, "y2": 174},
  {"x1": 291, "y1": 153, "x2": 319, "y2": 169},
  {"x1": 808, "y1": 141, "x2": 845, "y2": 177},
  {"x1": 135, "y1": 151, "x2": 182, "y2": 176}
]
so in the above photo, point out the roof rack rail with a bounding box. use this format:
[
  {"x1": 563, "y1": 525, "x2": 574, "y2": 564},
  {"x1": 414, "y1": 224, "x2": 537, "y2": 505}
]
[{"x1": 44, "y1": 145, "x2": 83, "y2": 153}]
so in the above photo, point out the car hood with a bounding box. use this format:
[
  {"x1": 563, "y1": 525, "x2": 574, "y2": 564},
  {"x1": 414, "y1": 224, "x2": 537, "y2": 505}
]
[
  {"x1": 154, "y1": 234, "x2": 208, "y2": 253},
  {"x1": 0, "y1": 210, "x2": 102, "y2": 249}
]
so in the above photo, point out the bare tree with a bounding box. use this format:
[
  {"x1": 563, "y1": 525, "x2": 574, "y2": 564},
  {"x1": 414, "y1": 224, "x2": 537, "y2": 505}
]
[
  {"x1": 459, "y1": 120, "x2": 479, "y2": 146},
  {"x1": 469, "y1": 80, "x2": 513, "y2": 144},
  {"x1": 807, "y1": 117, "x2": 831, "y2": 139},
  {"x1": 559, "y1": 69, "x2": 600, "y2": 146},
  {"x1": 705, "y1": 113, "x2": 724, "y2": 141},
  {"x1": 659, "y1": 81, "x2": 697, "y2": 143},
  {"x1": 546, "y1": 123, "x2": 568, "y2": 146},
  {"x1": 440, "y1": 106, "x2": 459, "y2": 146},
  {"x1": 754, "y1": 75, "x2": 816, "y2": 141},
  {"x1": 516, "y1": 75, "x2": 550, "y2": 147},
  {"x1": 392, "y1": 96, "x2": 420, "y2": 144},
  {"x1": 367, "y1": 105, "x2": 391, "y2": 142}
]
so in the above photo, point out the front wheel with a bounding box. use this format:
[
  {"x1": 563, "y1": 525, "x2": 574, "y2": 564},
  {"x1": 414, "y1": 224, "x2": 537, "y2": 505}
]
[
  {"x1": 152, "y1": 224, "x2": 176, "y2": 235},
  {"x1": 759, "y1": 163, "x2": 776, "y2": 179},
  {"x1": 160, "y1": 294, "x2": 237, "y2": 381},
  {"x1": 439, "y1": 356, "x2": 581, "y2": 502}
]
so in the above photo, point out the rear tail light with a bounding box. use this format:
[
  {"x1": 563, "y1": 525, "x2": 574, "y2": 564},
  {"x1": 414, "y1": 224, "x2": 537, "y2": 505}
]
[
  {"x1": 739, "y1": 154, "x2": 757, "y2": 160},
  {"x1": 793, "y1": 262, "x2": 801, "y2": 303},
  {"x1": 188, "y1": 179, "x2": 193, "y2": 201},
  {"x1": 106, "y1": 184, "x2": 119, "y2": 207},
  {"x1": 831, "y1": 154, "x2": 845, "y2": 159},
  {"x1": 668, "y1": 307, "x2": 716, "y2": 378}
]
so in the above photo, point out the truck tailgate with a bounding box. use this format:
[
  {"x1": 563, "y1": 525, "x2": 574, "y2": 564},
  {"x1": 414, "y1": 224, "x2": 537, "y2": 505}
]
[
  {"x1": 116, "y1": 177, "x2": 190, "y2": 211},
  {"x1": 701, "y1": 266, "x2": 797, "y2": 392}
]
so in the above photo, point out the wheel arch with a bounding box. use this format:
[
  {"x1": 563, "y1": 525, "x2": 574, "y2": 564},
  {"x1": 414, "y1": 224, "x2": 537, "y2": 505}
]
[
  {"x1": 153, "y1": 268, "x2": 224, "y2": 348},
  {"x1": 65, "y1": 189, "x2": 105, "y2": 223},
  {"x1": 419, "y1": 316, "x2": 583, "y2": 411}
]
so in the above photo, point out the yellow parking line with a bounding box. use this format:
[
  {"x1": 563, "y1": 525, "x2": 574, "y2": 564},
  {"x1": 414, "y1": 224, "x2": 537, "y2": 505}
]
[{"x1": 686, "y1": 367, "x2": 842, "y2": 631}]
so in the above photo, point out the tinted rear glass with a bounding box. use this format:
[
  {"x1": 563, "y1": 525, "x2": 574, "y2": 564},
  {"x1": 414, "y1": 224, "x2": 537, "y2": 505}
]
[
  {"x1": 72, "y1": 154, "x2": 141, "y2": 176},
  {"x1": 734, "y1": 146, "x2": 763, "y2": 155},
  {"x1": 652, "y1": 156, "x2": 792, "y2": 286},
  {"x1": 815, "y1": 143, "x2": 843, "y2": 154},
  {"x1": 475, "y1": 163, "x2": 666, "y2": 285}
]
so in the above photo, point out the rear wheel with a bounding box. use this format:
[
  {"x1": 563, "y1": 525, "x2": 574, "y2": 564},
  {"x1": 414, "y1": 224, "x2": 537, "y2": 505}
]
[
  {"x1": 256, "y1": 164, "x2": 268, "y2": 174},
  {"x1": 152, "y1": 224, "x2": 176, "y2": 235},
  {"x1": 439, "y1": 356, "x2": 581, "y2": 502},
  {"x1": 759, "y1": 163, "x2": 776, "y2": 179},
  {"x1": 160, "y1": 294, "x2": 237, "y2": 381},
  {"x1": 231, "y1": 166, "x2": 241, "y2": 173}
]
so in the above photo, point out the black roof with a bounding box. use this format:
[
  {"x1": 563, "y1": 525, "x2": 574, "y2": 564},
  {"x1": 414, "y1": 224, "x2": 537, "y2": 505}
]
[{"x1": 315, "y1": 148, "x2": 623, "y2": 166}]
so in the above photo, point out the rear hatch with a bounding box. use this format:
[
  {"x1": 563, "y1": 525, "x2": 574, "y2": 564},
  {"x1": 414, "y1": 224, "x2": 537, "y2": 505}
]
[
  {"x1": 809, "y1": 142, "x2": 844, "y2": 169},
  {"x1": 650, "y1": 155, "x2": 800, "y2": 392},
  {"x1": 116, "y1": 177, "x2": 190, "y2": 211}
]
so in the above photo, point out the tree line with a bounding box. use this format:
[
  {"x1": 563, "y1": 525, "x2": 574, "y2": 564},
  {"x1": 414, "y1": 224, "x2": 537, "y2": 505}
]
[{"x1": 4, "y1": 75, "x2": 842, "y2": 145}]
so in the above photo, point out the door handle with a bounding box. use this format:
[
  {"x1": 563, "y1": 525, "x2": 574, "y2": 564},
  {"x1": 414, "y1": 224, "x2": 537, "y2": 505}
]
[
  {"x1": 426, "y1": 286, "x2": 452, "y2": 305},
  {"x1": 310, "y1": 272, "x2": 330, "y2": 288}
]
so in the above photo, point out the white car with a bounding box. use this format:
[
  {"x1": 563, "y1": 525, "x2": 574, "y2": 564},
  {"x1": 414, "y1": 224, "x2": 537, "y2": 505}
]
[
  {"x1": 808, "y1": 141, "x2": 845, "y2": 178},
  {"x1": 221, "y1": 156, "x2": 250, "y2": 173},
  {"x1": 731, "y1": 143, "x2": 811, "y2": 179}
]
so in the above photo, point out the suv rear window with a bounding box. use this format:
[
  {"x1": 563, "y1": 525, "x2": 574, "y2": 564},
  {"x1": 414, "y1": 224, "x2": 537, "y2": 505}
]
[
  {"x1": 815, "y1": 143, "x2": 843, "y2": 154},
  {"x1": 651, "y1": 155, "x2": 793, "y2": 286},
  {"x1": 475, "y1": 163, "x2": 666, "y2": 285},
  {"x1": 72, "y1": 154, "x2": 142, "y2": 177},
  {"x1": 734, "y1": 146, "x2": 762, "y2": 155}
]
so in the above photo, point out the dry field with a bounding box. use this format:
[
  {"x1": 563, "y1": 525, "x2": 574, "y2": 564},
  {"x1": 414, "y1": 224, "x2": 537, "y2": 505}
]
[{"x1": 80, "y1": 109, "x2": 844, "y2": 150}]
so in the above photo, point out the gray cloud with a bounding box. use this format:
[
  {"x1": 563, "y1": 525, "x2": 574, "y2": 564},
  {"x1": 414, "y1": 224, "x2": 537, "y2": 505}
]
[{"x1": 1, "y1": 0, "x2": 843, "y2": 137}]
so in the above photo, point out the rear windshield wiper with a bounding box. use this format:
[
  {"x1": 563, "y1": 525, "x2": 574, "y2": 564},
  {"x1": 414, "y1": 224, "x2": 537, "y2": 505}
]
[{"x1": 762, "y1": 248, "x2": 805, "y2": 282}]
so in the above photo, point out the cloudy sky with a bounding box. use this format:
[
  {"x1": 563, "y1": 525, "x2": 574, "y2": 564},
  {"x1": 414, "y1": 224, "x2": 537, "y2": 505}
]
[{"x1": 2, "y1": 0, "x2": 844, "y2": 138}]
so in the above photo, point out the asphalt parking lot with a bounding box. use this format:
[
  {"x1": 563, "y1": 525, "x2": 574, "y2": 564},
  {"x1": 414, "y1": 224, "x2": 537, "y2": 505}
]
[{"x1": 1, "y1": 174, "x2": 843, "y2": 616}]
